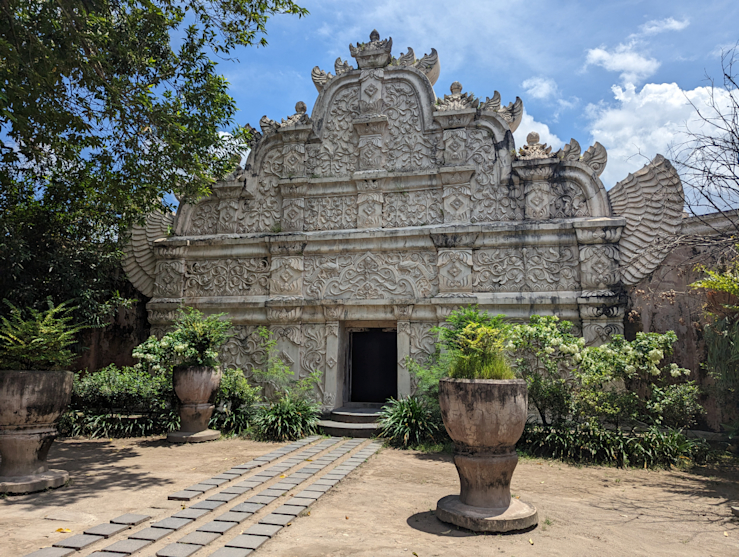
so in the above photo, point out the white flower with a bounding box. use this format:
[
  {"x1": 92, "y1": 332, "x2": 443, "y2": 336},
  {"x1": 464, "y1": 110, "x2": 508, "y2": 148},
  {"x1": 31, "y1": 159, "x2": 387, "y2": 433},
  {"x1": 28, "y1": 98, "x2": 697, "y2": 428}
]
[
  {"x1": 625, "y1": 365, "x2": 636, "y2": 375},
  {"x1": 648, "y1": 349, "x2": 663, "y2": 364},
  {"x1": 544, "y1": 346, "x2": 555, "y2": 355},
  {"x1": 574, "y1": 354, "x2": 582, "y2": 363}
]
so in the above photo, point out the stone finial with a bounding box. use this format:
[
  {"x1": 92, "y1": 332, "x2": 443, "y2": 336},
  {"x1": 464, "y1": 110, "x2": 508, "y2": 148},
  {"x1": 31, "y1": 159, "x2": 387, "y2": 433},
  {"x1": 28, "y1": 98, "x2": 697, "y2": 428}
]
[
  {"x1": 481, "y1": 91, "x2": 501, "y2": 111},
  {"x1": 517, "y1": 131, "x2": 552, "y2": 160},
  {"x1": 498, "y1": 97, "x2": 524, "y2": 132},
  {"x1": 349, "y1": 30, "x2": 393, "y2": 69},
  {"x1": 311, "y1": 66, "x2": 333, "y2": 92},
  {"x1": 436, "y1": 82, "x2": 479, "y2": 112},
  {"x1": 280, "y1": 102, "x2": 311, "y2": 127},
  {"x1": 370, "y1": 29, "x2": 380, "y2": 41},
  {"x1": 335, "y1": 57, "x2": 353, "y2": 75},
  {"x1": 556, "y1": 138, "x2": 581, "y2": 162},
  {"x1": 581, "y1": 142, "x2": 607, "y2": 176},
  {"x1": 295, "y1": 101, "x2": 307, "y2": 114}
]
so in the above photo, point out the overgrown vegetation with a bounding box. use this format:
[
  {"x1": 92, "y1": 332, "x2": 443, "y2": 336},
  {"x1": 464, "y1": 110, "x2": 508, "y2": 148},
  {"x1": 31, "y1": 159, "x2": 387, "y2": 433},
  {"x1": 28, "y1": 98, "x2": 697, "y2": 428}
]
[{"x1": 378, "y1": 396, "x2": 442, "y2": 448}]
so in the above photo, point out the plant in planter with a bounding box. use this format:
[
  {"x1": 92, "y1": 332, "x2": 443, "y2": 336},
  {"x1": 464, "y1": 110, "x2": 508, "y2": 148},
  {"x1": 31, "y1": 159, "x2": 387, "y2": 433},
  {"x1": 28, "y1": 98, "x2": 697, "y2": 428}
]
[
  {"x1": 435, "y1": 307, "x2": 538, "y2": 532},
  {"x1": 0, "y1": 300, "x2": 84, "y2": 493},
  {"x1": 134, "y1": 307, "x2": 231, "y2": 443}
]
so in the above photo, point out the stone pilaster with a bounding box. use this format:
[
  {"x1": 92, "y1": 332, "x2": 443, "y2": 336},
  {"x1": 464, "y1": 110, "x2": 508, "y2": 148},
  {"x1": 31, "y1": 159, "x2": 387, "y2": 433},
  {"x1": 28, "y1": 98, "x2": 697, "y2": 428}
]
[
  {"x1": 153, "y1": 244, "x2": 186, "y2": 299},
  {"x1": 322, "y1": 304, "x2": 344, "y2": 411},
  {"x1": 440, "y1": 166, "x2": 475, "y2": 224},
  {"x1": 268, "y1": 240, "x2": 305, "y2": 301},
  {"x1": 394, "y1": 305, "x2": 414, "y2": 397}
]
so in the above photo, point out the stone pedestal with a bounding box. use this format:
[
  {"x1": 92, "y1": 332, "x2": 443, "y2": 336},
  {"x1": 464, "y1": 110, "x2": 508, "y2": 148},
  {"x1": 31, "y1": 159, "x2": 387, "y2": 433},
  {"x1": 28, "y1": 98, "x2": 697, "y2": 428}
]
[{"x1": 168, "y1": 366, "x2": 221, "y2": 444}]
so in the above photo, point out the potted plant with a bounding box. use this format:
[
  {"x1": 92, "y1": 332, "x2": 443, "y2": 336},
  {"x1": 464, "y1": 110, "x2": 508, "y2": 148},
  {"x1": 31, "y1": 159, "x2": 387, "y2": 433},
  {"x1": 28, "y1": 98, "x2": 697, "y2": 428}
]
[
  {"x1": 0, "y1": 300, "x2": 83, "y2": 494},
  {"x1": 135, "y1": 307, "x2": 231, "y2": 443},
  {"x1": 435, "y1": 307, "x2": 538, "y2": 532}
]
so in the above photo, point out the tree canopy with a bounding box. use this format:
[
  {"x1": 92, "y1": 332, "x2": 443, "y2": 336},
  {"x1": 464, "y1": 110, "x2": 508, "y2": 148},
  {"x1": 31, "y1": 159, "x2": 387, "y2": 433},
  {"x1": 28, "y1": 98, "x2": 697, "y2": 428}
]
[{"x1": 0, "y1": 0, "x2": 307, "y2": 323}]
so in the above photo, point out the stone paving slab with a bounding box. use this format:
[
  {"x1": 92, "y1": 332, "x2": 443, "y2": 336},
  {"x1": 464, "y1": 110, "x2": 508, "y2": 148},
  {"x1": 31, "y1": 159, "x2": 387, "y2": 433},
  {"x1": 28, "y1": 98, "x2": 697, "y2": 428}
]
[
  {"x1": 155, "y1": 543, "x2": 201, "y2": 557},
  {"x1": 152, "y1": 517, "x2": 193, "y2": 530},
  {"x1": 88, "y1": 552, "x2": 125, "y2": 557},
  {"x1": 243, "y1": 523, "x2": 282, "y2": 538},
  {"x1": 212, "y1": 474, "x2": 239, "y2": 480},
  {"x1": 53, "y1": 534, "x2": 104, "y2": 550},
  {"x1": 258, "y1": 513, "x2": 294, "y2": 527},
  {"x1": 172, "y1": 508, "x2": 211, "y2": 520},
  {"x1": 269, "y1": 482, "x2": 296, "y2": 491},
  {"x1": 169, "y1": 490, "x2": 202, "y2": 501},
  {"x1": 178, "y1": 531, "x2": 221, "y2": 546},
  {"x1": 231, "y1": 502, "x2": 264, "y2": 514},
  {"x1": 260, "y1": 488, "x2": 287, "y2": 497},
  {"x1": 25, "y1": 548, "x2": 75, "y2": 557},
  {"x1": 185, "y1": 484, "x2": 216, "y2": 493},
  {"x1": 129, "y1": 527, "x2": 174, "y2": 541},
  {"x1": 285, "y1": 497, "x2": 314, "y2": 507},
  {"x1": 302, "y1": 483, "x2": 332, "y2": 493},
  {"x1": 214, "y1": 511, "x2": 253, "y2": 523},
  {"x1": 110, "y1": 513, "x2": 151, "y2": 526},
  {"x1": 292, "y1": 490, "x2": 320, "y2": 500},
  {"x1": 206, "y1": 492, "x2": 239, "y2": 502},
  {"x1": 235, "y1": 480, "x2": 263, "y2": 488},
  {"x1": 102, "y1": 538, "x2": 153, "y2": 554},
  {"x1": 245, "y1": 495, "x2": 277, "y2": 505},
  {"x1": 84, "y1": 523, "x2": 131, "y2": 538},
  {"x1": 191, "y1": 500, "x2": 225, "y2": 510},
  {"x1": 272, "y1": 505, "x2": 306, "y2": 517},
  {"x1": 196, "y1": 520, "x2": 238, "y2": 534},
  {"x1": 220, "y1": 486, "x2": 251, "y2": 495},
  {"x1": 272, "y1": 478, "x2": 300, "y2": 486},
  {"x1": 232, "y1": 463, "x2": 259, "y2": 470},
  {"x1": 200, "y1": 478, "x2": 229, "y2": 486},
  {"x1": 210, "y1": 547, "x2": 253, "y2": 557},
  {"x1": 313, "y1": 478, "x2": 339, "y2": 486},
  {"x1": 226, "y1": 535, "x2": 269, "y2": 550},
  {"x1": 224, "y1": 468, "x2": 249, "y2": 476}
]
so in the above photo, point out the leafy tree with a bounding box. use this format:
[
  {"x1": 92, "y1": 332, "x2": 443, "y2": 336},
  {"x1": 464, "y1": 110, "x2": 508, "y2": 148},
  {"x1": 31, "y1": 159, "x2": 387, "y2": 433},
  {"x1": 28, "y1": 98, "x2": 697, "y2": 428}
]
[{"x1": 0, "y1": 0, "x2": 307, "y2": 323}]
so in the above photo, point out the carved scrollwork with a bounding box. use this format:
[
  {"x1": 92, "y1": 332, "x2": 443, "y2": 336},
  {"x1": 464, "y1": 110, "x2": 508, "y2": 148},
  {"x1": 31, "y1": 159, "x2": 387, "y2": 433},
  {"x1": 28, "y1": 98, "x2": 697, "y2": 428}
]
[
  {"x1": 517, "y1": 132, "x2": 553, "y2": 160},
  {"x1": 383, "y1": 190, "x2": 443, "y2": 227},
  {"x1": 269, "y1": 256, "x2": 303, "y2": 297},
  {"x1": 304, "y1": 196, "x2": 357, "y2": 231},
  {"x1": 153, "y1": 261, "x2": 184, "y2": 298},
  {"x1": 579, "y1": 245, "x2": 621, "y2": 296},
  {"x1": 220, "y1": 326, "x2": 265, "y2": 373},
  {"x1": 304, "y1": 251, "x2": 438, "y2": 300},
  {"x1": 189, "y1": 200, "x2": 219, "y2": 235},
  {"x1": 320, "y1": 85, "x2": 360, "y2": 176},
  {"x1": 438, "y1": 249, "x2": 473, "y2": 293},
  {"x1": 184, "y1": 258, "x2": 270, "y2": 297},
  {"x1": 435, "y1": 82, "x2": 479, "y2": 112},
  {"x1": 581, "y1": 142, "x2": 607, "y2": 176},
  {"x1": 123, "y1": 210, "x2": 174, "y2": 297},
  {"x1": 472, "y1": 246, "x2": 579, "y2": 292},
  {"x1": 384, "y1": 81, "x2": 433, "y2": 171},
  {"x1": 410, "y1": 322, "x2": 437, "y2": 366}
]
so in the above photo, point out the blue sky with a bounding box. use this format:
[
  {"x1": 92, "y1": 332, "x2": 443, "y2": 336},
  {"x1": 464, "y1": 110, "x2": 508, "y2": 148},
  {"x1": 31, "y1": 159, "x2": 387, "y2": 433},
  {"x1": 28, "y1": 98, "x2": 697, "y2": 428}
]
[{"x1": 217, "y1": 0, "x2": 739, "y2": 189}]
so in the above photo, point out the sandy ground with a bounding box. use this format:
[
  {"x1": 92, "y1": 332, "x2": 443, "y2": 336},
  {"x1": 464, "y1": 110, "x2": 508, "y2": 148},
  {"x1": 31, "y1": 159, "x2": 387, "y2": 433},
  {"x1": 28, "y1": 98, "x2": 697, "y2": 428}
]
[{"x1": 1, "y1": 436, "x2": 738, "y2": 557}]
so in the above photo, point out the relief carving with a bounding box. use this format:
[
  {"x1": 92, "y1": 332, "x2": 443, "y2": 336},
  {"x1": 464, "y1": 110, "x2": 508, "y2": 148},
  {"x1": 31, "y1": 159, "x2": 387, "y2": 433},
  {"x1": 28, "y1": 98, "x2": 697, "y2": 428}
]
[
  {"x1": 269, "y1": 256, "x2": 304, "y2": 297},
  {"x1": 410, "y1": 322, "x2": 437, "y2": 366},
  {"x1": 443, "y1": 185, "x2": 472, "y2": 223},
  {"x1": 282, "y1": 198, "x2": 304, "y2": 232},
  {"x1": 384, "y1": 81, "x2": 433, "y2": 171},
  {"x1": 442, "y1": 129, "x2": 467, "y2": 165},
  {"x1": 473, "y1": 246, "x2": 579, "y2": 292},
  {"x1": 219, "y1": 326, "x2": 265, "y2": 373},
  {"x1": 184, "y1": 258, "x2": 270, "y2": 297},
  {"x1": 357, "y1": 192, "x2": 384, "y2": 228},
  {"x1": 383, "y1": 190, "x2": 443, "y2": 228},
  {"x1": 438, "y1": 249, "x2": 473, "y2": 293},
  {"x1": 189, "y1": 200, "x2": 218, "y2": 235},
  {"x1": 579, "y1": 245, "x2": 620, "y2": 296},
  {"x1": 320, "y1": 85, "x2": 359, "y2": 176},
  {"x1": 304, "y1": 196, "x2": 357, "y2": 231},
  {"x1": 524, "y1": 181, "x2": 552, "y2": 220},
  {"x1": 304, "y1": 252, "x2": 438, "y2": 300},
  {"x1": 153, "y1": 260, "x2": 184, "y2": 298}
]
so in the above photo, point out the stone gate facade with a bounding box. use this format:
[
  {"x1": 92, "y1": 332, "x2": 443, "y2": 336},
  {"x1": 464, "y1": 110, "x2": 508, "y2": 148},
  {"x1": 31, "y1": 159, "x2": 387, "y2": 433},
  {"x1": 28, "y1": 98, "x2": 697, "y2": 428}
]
[{"x1": 124, "y1": 31, "x2": 685, "y2": 411}]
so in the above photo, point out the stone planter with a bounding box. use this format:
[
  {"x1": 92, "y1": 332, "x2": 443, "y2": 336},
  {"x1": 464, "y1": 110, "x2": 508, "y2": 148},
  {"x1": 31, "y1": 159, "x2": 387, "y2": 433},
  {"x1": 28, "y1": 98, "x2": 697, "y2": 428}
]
[
  {"x1": 435, "y1": 378, "x2": 538, "y2": 532},
  {"x1": 0, "y1": 370, "x2": 73, "y2": 494},
  {"x1": 167, "y1": 365, "x2": 222, "y2": 443}
]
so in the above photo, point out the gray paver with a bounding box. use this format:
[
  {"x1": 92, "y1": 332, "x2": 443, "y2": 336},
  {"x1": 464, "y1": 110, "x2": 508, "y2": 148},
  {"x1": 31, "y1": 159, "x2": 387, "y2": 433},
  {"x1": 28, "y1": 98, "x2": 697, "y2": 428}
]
[
  {"x1": 214, "y1": 511, "x2": 252, "y2": 523},
  {"x1": 53, "y1": 534, "x2": 104, "y2": 550},
  {"x1": 301, "y1": 467, "x2": 323, "y2": 474},
  {"x1": 210, "y1": 547, "x2": 252, "y2": 557},
  {"x1": 260, "y1": 488, "x2": 288, "y2": 497},
  {"x1": 226, "y1": 535, "x2": 269, "y2": 550},
  {"x1": 87, "y1": 552, "x2": 126, "y2": 557},
  {"x1": 288, "y1": 472, "x2": 312, "y2": 479},
  {"x1": 110, "y1": 513, "x2": 151, "y2": 526},
  {"x1": 270, "y1": 482, "x2": 296, "y2": 491},
  {"x1": 293, "y1": 490, "x2": 321, "y2": 500},
  {"x1": 197, "y1": 520, "x2": 237, "y2": 534},
  {"x1": 323, "y1": 474, "x2": 344, "y2": 481},
  {"x1": 24, "y1": 548, "x2": 75, "y2": 557},
  {"x1": 246, "y1": 495, "x2": 277, "y2": 505},
  {"x1": 178, "y1": 531, "x2": 221, "y2": 546},
  {"x1": 206, "y1": 492, "x2": 239, "y2": 502},
  {"x1": 102, "y1": 538, "x2": 153, "y2": 554},
  {"x1": 236, "y1": 480, "x2": 263, "y2": 488},
  {"x1": 151, "y1": 517, "x2": 193, "y2": 530},
  {"x1": 231, "y1": 502, "x2": 263, "y2": 513},
  {"x1": 169, "y1": 490, "x2": 202, "y2": 501},
  {"x1": 259, "y1": 513, "x2": 294, "y2": 526},
  {"x1": 273, "y1": 478, "x2": 300, "y2": 486},
  {"x1": 212, "y1": 474, "x2": 238, "y2": 480},
  {"x1": 243, "y1": 523, "x2": 282, "y2": 537},
  {"x1": 172, "y1": 508, "x2": 211, "y2": 520},
  {"x1": 185, "y1": 484, "x2": 215, "y2": 493},
  {"x1": 313, "y1": 478, "x2": 339, "y2": 486},
  {"x1": 285, "y1": 497, "x2": 315, "y2": 507},
  {"x1": 272, "y1": 504, "x2": 306, "y2": 516},
  {"x1": 191, "y1": 500, "x2": 225, "y2": 510},
  {"x1": 84, "y1": 523, "x2": 130, "y2": 538},
  {"x1": 221, "y1": 486, "x2": 250, "y2": 495},
  {"x1": 200, "y1": 478, "x2": 228, "y2": 486},
  {"x1": 129, "y1": 527, "x2": 174, "y2": 541},
  {"x1": 155, "y1": 543, "x2": 201, "y2": 557},
  {"x1": 224, "y1": 468, "x2": 248, "y2": 475},
  {"x1": 302, "y1": 483, "x2": 332, "y2": 493}
]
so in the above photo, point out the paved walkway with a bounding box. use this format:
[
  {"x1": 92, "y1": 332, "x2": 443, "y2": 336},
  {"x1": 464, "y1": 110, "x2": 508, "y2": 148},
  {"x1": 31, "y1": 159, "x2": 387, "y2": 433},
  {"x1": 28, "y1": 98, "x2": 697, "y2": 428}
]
[{"x1": 26, "y1": 436, "x2": 382, "y2": 557}]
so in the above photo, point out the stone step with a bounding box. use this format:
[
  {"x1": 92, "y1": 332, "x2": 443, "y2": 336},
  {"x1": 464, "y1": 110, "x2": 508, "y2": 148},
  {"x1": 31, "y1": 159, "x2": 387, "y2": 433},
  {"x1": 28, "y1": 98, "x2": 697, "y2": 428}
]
[
  {"x1": 330, "y1": 406, "x2": 383, "y2": 424},
  {"x1": 318, "y1": 420, "x2": 379, "y2": 438}
]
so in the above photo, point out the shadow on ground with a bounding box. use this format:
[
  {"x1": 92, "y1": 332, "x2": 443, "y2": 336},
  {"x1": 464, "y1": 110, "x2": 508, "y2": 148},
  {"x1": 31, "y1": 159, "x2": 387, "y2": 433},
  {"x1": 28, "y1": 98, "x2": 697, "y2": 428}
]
[{"x1": 1, "y1": 437, "x2": 176, "y2": 508}]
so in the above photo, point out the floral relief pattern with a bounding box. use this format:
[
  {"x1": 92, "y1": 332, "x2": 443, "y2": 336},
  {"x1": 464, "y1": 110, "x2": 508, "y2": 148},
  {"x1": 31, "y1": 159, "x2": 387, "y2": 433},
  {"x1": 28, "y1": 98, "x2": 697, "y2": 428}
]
[
  {"x1": 304, "y1": 251, "x2": 438, "y2": 300},
  {"x1": 319, "y1": 85, "x2": 360, "y2": 176},
  {"x1": 383, "y1": 190, "x2": 443, "y2": 227},
  {"x1": 304, "y1": 196, "x2": 358, "y2": 231},
  {"x1": 550, "y1": 181, "x2": 590, "y2": 218},
  {"x1": 472, "y1": 246, "x2": 579, "y2": 292},
  {"x1": 188, "y1": 200, "x2": 219, "y2": 235},
  {"x1": 219, "y1": 326, "x2": 265, "y2": 374},
  {"x1": 384, "y1": 81, "x2": 434, "y2": 171},
  {"x1": 184, "y1": 258, "x2": 270, "y2": 296}
]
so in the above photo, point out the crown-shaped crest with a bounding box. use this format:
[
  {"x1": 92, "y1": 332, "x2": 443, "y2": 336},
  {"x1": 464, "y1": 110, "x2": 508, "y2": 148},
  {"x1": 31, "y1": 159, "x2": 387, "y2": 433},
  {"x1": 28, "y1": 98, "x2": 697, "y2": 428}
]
[{"x1": 349, "y1": 30, "x2": 393, "y2": 69}]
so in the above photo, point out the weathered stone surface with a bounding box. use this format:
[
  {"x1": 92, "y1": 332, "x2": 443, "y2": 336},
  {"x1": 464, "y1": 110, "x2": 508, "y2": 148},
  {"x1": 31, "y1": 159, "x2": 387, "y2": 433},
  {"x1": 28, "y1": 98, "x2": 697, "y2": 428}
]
[
  {"x1": 24, "y1": 548, "x2": 75, "y2": 557},
  {"x1": 110, "y1": 513, "x2": 150, "y2": 526},
  {"x1": 151, "y1": 517, "x2": 192, "y2": 530},
  {"x1": 129, "y1": 527, "x2": 174, "y2": 541},
  {"x1": 156, "y1": 543, "x2": 201, "y2": 557},
  {"x1": 243, "y1": 523, "x2": 282, "y2": 538},
  {"x1": 259, "y1": 513, "x2": 294, "y2": 526},
  {"x1": 53, "y1": 534, "x2": 104, "y2": 550},
  {"x1": 101, "y1": 538, "x2": 153, "y2": 554},
  {"x1": 191, "y1": 500, "x2": 225, "y2": 510},
  {"x1": 226, "y1": 535, "x2": 269, "y2": 550},
  {"x1": 436, "y1": 495, "x2": 538, "y2": 533},
  {"x1": 209, "y1": 548, "x2": 253, "y2": 557},
  {"x1": 178, "y1": 531, "x2": 221, "y2": 546},
  {"x1": 197, "y1": 521, "x2": 238, "y2": 534},
  {"x1": 84, "y1": 523, "x2": 130, "y2": 538}
]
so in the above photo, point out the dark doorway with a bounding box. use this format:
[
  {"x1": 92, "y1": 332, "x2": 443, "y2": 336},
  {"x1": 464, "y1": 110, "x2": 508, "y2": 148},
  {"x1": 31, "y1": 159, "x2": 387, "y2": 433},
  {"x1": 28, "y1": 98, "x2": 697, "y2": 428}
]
[{"x1": 350, "y1": 329, "x2": 397, "y2": 403}]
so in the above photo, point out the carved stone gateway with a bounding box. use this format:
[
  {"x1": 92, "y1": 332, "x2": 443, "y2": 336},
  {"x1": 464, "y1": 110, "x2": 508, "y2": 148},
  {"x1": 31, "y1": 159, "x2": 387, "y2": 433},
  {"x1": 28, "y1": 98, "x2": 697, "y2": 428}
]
[{"x1": 124, "y1": 31, "x2": 685, "y2": 412}]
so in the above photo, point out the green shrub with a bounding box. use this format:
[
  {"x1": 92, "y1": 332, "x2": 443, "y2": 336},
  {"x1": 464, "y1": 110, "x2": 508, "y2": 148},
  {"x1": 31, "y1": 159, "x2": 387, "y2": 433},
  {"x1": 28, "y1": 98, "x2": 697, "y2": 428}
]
[
  {"x1": 449, "y1": 321, "x2": 514, "y2": 380},
  {"x1": 0, "y1": 299, "x2": 85, "y2": 370},
  {"x1": 251, "y1": 394, "x2": 319, "y2": 442},
  {"x1": 378, "y1": 396, "x2": 445, "y2": 447},
  {"x1": 211, "y1": 367, "x2": 260, "y2": 435}
]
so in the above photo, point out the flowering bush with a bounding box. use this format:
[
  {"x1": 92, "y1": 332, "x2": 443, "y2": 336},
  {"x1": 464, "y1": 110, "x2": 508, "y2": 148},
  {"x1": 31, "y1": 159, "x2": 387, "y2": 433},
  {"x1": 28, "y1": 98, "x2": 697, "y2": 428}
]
[{"x1": 133, "y1": 307, "x2": 231, "y2": 371}]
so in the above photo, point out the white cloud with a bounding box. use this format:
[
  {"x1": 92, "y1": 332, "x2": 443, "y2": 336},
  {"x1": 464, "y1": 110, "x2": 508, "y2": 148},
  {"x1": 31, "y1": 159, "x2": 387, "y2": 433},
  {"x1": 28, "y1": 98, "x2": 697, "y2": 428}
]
[
  {"x1": 522, "y1": 77, "x2": 559, "y2": 100},
  {"x1": 585, "y1": 41, "x2": 660, "y2": 85},
  {"x1": 637, "y1": 17, "x2": 690, "y2": 36},
  {"x1": 585, "y1": 81, "x2": 733, "y2": 188},
  {"x1": 513, "y1": 111, "x2": 563, "y2": 150}
]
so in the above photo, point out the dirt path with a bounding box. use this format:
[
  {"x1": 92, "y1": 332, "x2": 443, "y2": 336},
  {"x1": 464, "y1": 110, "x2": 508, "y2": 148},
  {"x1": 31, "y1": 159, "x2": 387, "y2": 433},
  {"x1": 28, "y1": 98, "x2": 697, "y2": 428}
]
[{"x1": 2, "y1": 437, "x2": 738, "y2": 557}]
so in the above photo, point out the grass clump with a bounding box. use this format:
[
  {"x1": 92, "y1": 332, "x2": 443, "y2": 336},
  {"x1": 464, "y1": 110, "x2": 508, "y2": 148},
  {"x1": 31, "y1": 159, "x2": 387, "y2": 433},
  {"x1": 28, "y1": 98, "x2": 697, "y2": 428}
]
[{"x1": 378, "y1": 396, "x2": 443, "y2": 447}]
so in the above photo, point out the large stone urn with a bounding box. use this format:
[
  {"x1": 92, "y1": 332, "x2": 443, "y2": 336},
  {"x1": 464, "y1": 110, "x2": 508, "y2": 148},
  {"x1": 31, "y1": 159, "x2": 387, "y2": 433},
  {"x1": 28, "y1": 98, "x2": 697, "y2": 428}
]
[
  {"x1": 167, "y1": 366, "x2": 222, "y2": 443},
  {"x1": 436, "y1": 378, "x2": 538, "y2": 532},
  {"x1": 0, "y1": 370, "x2": 73, "y2": 494}
]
